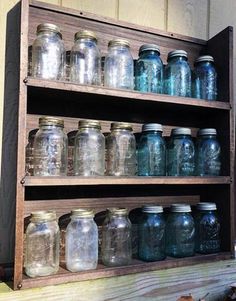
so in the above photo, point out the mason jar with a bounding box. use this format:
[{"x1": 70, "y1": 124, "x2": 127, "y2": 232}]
[
  {"x1": 24, "y1": 211, "x2": 60, "y2": 277},
  {"x1": 101, "y1": 208, "x2": 132, "y2": 266},
  {"x1": 25, "y1": 128, "x2": 38, "y2": 176},
  {"x1": 32, "y1": 23, "x2": 65, "y2": 80},
  {"x1": 70, "y1": 30, "x2": 101, "y2": 85},
  {"x1": 67, "y1": 130, "x2": 78, "y2": 176},
  {"x1": 139, "y1": 205, "x2": 166, "y2": 261},
  {"x1": 166, "y1": 204, "x2": 195, "y2": 258},
  {"x1": 66, "y1": 209, "x2": 98, "y2": 272},
  {"x1": 164, "y1": 50, "x2": 191, "y2": 97},
  {"x1": 104, "y1": 39, "x2": 134, "y2": 89},
  {"x1": 106, "y1": 122, "x2": 136, "y2": 176},
  {"x1": 33, "y1": 117, "x2": 68, "y2": 176},
  {"x1": 192, "y1": 55, "x2": 217, "y2": 100},
  {"x1": 74, "y1": 120, "x2": 105, "y2": 176},
  {"x1": 167, "y1": 128, "x2": 195, "y2": 176},
  {"x1": 138, "y1": 123, "x2": 166, "y2": 176},
  {"x1": 135, "y1": 44, "x2": 163, "y2": 93},
  {"x1": 195, "y1": 128, "x2": 221, "y2": 176},
  {"x1": 194, "y1": 202, "x2": 220, "y2": 254}
]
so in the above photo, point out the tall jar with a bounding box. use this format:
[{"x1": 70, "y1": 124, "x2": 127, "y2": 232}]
[
  {"x1": 164, "y1": 50, "x2": 191, "y2": 97},
  {"x1": 138, "y1": 205, "x2": 166, "y2": 262},
  {"x1": 24, "y1": 211, "x2": 60, "y2": 277},
  {"x1": 65, "y1": 209, "x2": 98, "y2": 272},
  {"x1": 32, "y1": 23, "x2": 65, "y2": 80},
  {"x1": 195, "y1": 128, "x2": 221, "y2": 176},
  {"x1": 166, "y1": 204, "x2": 195, "y2": 258},
  {"x1": 33, "y1": 117, "x2": 68, "y2": 176},
  {"x1": 167, "y1": 128, "x2": 195, "y2": 176},
  {"x1": 70, "y1": 30, "x2": 101, "y2": 85},
  {"x1": 138, "y1": 123, "x2": 166, "y2": 176},
  {"x1": 192, "y1": 55, "x2": 217, "y2": 100},
  {"x1": 104, "y1": 39, "x2": 134, "y2": 89},
  {"x1": 106, "y1": 122, "x2": 136, "y2": 176},
  {"x1": 25, "y1": 128, "x2": 38, "y2": 176},
  {"x1": 101, "y1": 208, "x2": 132, "y2": 266},
  {"x1": 74, "y1": 120, "x2": 105, "y2": 176},
  {"x1": 194, "y1": 202, "x2": 220, "y2": 254},
  {"x1": 135, "y1": 44, "x2": 163, "y2": 93},
  {"x1": 67, "y1": 130, "x2": 78, "y2": 176}
]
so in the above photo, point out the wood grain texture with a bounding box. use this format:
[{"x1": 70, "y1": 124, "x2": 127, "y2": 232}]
[{"x1": 39, "y1": 0, "x2": 60, "y2": 5}]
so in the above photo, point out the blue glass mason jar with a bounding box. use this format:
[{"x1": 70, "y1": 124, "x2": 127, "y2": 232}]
[
  {"x1": 138, "y1": 123, "x2": 166, "y2": 176},
  {"x1": 194, "y1": 202, "x2": 220, "y2": 254},
  {"x1": 135, "y1": 44, "x2": 163, "y2": 93},
  {"x1": 167, "y1": 128, "x2": 195, "y2": 176},
  {"x1": 192, "y1": 55, "x2": 217, "y2": 100},
  {"x1": 139, "y1": 205, "x2": 166, "y2": 261},
  {"x1": 164, "y1": 50, "x2": 191, "y2": 97},
  {"x1": 195, "y1": 128, "x2": 221, "y2": 176},
  {"x1": 166, "y1": 204, "x2": 195, "y2": 258}
]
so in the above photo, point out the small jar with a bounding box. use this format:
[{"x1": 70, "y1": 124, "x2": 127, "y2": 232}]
[
  {"x1": 33, "y1": 117, "x2": 68, "y2": 176},
  {"x1": 101, "y1": 208, "x2": 132, "y2": 266},
  {"x1": 192, "y1": 55, "x2": 217, "y2": 100},
  {"x1": 138, "y1": 123, "x2": 166, "y2": 176},
  {"x1": 195, "y1": 128, "x2": 221, "y2": 176},
  {"x1": 32, "y1": 23, "x2": 65, "y2": 80},
  {"x1": 70, "y1": 30, "x2": 101, "y2": 85},
  {"x1": 106, "y1": 122, "x2": 136, "y2": 176},
  {"x1": 139, "y1": 205, "x2": 166, "y2": 261},
  {"x1": 135, "y1": 44, "x2": 163, "y2": 93},
  {"x1": 194, "y1": 202, "x2": 220, "y2": 254},
  {"x1": 104, "y1": 39, "x2": 134, "y2": 89},
  {"x1": 166, "y1": 204, "x2": 195, "y2": 258},
  {"x1": 74, "y1": 120, "x2": 105, "y2": 176},
  {"x1": 167, "y1": 128, "x2": 195, "y2": 176},
  {"x1": 25, "y1": 128, "x2": 38, "y2": 176},
  {"x1": 164, "y1": 50, "x2": 191, "y2": 97},
  {"x1": 67, "y1": 130, "x2": 78, "y2": 176},
  {"x1": 24, "y1": 211, "x2": 60, "y2": 277},
  {"x1": 65, "y1": 209, "x2": 98, "y2": 272}
]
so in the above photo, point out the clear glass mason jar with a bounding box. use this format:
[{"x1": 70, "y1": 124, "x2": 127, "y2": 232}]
[
  {"x1": 24, "y1": 211, "x2": 60, "y2": 277},
  {"x1": 25, "y1": 128, "x2": 38, "y2": 176},
  {"x1": 32, "y1": 23, "x2": 65, "y2": 80},
  {"x1": 74, "y1": 120, "x2": 105, "y2": 176},
  {"x1": 166, "y1": 204, "x2": 195, "y2": 258},
  {"x1": 164, "y1": 50, "x2": 191, "y2": 97},
  {"x1": 106, "y1": 122, "x2": 136, "y2": 176},
  {"x1": 65, "y1": 209, "x2": 98, "y2": 272},
  {"x1": 192, "y1": 55, "x2": 217, "y2": 100},
  {"x1": 33, "y1": 117, "x2": 68, "y2": 176},
  {"x1": 104, "y1": 39, "x2": 134, "y2": 89},
  {"x1": 67, "y1": 130, "x2": 78, "y2": 176},
  {"x1": 70, "y1": 30, "x2": 101, "y2": 85},
  {"x1": 194, "y1": 202, "x2": 220, "y2": 254},
  {"x1": 138, "y1": 123, "x2": 166, "y2": 176},
  {"x1": 135, "y1": 44, "x2": 163, "y2": 93},
  {"x1": 101, "y1": 208, "x2": 132, "y2": 266},
  {"x1": 195, "y1": 128, "x2": 221, "y2": 176},
  {"x1": 167, "y1": 128, "x2": 195, "y2": 176},
  {"x1": 138, "y1": 205, "x2": 166, "y2": 262}
]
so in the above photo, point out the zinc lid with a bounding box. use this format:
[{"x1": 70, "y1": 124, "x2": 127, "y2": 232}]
[
  {"x1": 111, "y1": 122, "x2": 133, "y2": 131},
  {"x1": 171, "y1": 127, "x2": 191, "y2": 136},
  {"x1": 142, "y1": 205, "x2": 163, "y2": 213},
  {"x1": 195, "y1": 55, "x2": 214, "y2": 64},
  {"x1": 78, "y1": 120, "x2": 101, "y2": 129},
  {"x1": 108, "y1": 39, "x2": 130, "y2": 48},
  {"x1": 39, "y1": 116, "x2": 64, "y2": 127},
  {"x1": 37, "y1": 23, "x2": 61, "y2": 35},
  {"x1": 170, "y1": 204, "x2": 191, "y2": 213},
  {"x1": 71, "y1": 209, "x2": 94, "y2": 217},
  {"x1": 74, "y1": 30, "x2": 97, "y2": 41},
  {"x1": 139, "y1": 44, "x2": 160, "y2": 55},
  {"x1": 168, "y1": 50, "x2": 188, "y2": 60},
  {"x1": 196, "y1": 202, "x2": 217, "y2": 211},
  {"x1": 30, "y1": 210, "x2": 57, "y2": 222},
  {"x1": 108, "y1": 208, "x2": 128, "y2": 215},
  {"x1": 142, "y1": 123, "x2": 163, "y2": 132},
  {"x1": 197, "y1": 128, "x2": 217, "y2": 136}
]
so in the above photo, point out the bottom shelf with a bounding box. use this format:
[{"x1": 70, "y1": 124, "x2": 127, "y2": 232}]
[{"x1": 21, "y1": 252, "x2": 232, "y2": 289}]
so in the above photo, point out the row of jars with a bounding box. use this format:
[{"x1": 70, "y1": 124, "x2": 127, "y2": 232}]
[
  {"x1": 24, "y1": 202, "x2": 220, "y2": 278},
  {"x1": 30, "y1": 23, "x2": 217, "y2": 100},
  {"x1": 26, "y1": 117, "x2": 221, "y2": 177}
]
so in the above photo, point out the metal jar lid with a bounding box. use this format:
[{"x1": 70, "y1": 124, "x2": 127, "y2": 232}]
[
  {"x1": 195, "y1": 55, "x2": 214, "y2": 64},
  {"x1": 74, "y1": 30, "x2": 97, "y2": 41},
  {"x1": 71, "y1": 209, "x2": 94, "y2": 217},
  {"x1": 30, "y1": 210, "x2": 57, "y2": 222},
  {"x1": 108, "y1": 39, "x2": 130, "y2": 48},
  {"x1": 142, "y1": 205, "x2": 163, "y2": 213},
  {"x1": 111, "y1": 122, "x2": 133, "y2": 131},
  {"x1": 108, "y1": 208, "x2": 128, "y2": 215},
  {"x1": 39, "y1": 116, "x2": 64, "y2": 127},
  {"x1": 139, "y1": 44, "x2": 160, "y2": 55},
  {"x1": 37, "y1": 23, "x2": 61, "y2": 36},
  {"x1": 78, "y1": 120, "x2": 101, "y2": 130},
  {"x1": 171, "y1": 127, "x2": 191, "y2": 136},
  {"x1": 196, "y1": 202, "x2": 217, "y2": 211},
  {"x1": 167, "y1": 50, "x2": 188, "y2": 60},
  {"x1": 142, "y1": 123, "x2": 163, "y2": 132},
  {"x1": 170, "y1": 204, "x2": 191, "y2": 213},
  {"x1": 197, "y1": 128, "x2": 217, "y2": 136}
]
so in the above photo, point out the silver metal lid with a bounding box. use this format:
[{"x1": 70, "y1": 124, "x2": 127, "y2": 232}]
[
  {"x1": 108, "y1": 39, "x2": 130, "y2": 48},
  {"x1": 111, "y1": 122, "x2": 133, "y2": 131},
  {"x1": 30, "y1": 210, "x2": 57, "y2": 222},
  {"x1": 171, "y1": 128, "x2": 191, "y2": 136},
  {"x1": 139, "y1": 44, "x2": 160, "y2": 55},
  {"x1": 71, "y1": 209, "x2": 94, "y2": 217},
  {"x1": 108, "y1": 208, "x2": 128, "y2": 215},
  {"x1": 196, "y1": 202, "x2": 217, "y2": 211},
  {"x1": 170, "y1": 204, "x2": 191, "y2": 213},
  {"x1": 195, "y1": 55, "x2": 214, "y2": 64},
  {"x1": 37, "y1": 23, "x2": 61, "y2": 36},
  {"x1": 74, "y1": 30, "x2": 97, "y2": 41},
  {"x1": 78, "y1": 120, "x2": 101, "y2": 130},
  {"x1": 168, "y1": 50, "x2": 188, "y2": 60},
  {"x1": 142, "y1": 205, "x2": 163, "y2": 213},
  {"x1": 39, "y1": 116, "x2": 64, "y2": 127},
  {"x1": 197, "y1": 128, "x2": 217, "y2": 136},
  {"x1": 142, "y1": 123, "x2": 163, "y2": 132}
]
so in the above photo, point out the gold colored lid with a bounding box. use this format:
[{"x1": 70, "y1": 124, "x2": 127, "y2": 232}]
[
  {"x1": 111, "y1": 122, "x2": 133, "y2": 131},
  {"x1": 37, "y1": 23, "x2": 61, "y2": 35},
  {"x1": 71, "y1": 209, "x2": 94, "y2": 217},
  {"x1": 30, "y1": 210, "x2": 57, "y2": 222},
  {"x1": 108, "y1": 208, "x2": 128, "y2": 215},
  {"x1": 78, "y1": 120, "x2": 101, "y2": 129},
  {"x1": 108, "y1": 39, "x2": 130, "y2": 48},
  {"x1": 39, "y1": 116, "x2": 64, "y2": 127},
  {"x1": 74, "y1": 30, "x2": 97, "y2": 41}
]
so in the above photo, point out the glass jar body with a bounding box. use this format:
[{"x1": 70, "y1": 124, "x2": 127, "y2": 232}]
[
  {"x1": 70, "y1": 37, "x2": 101, "y2": 85},
  {"x1": 65, "y1": 216, "x2": 98, "y2": 271},
  {"x1": 26, "y1": 129, "x2": 38, "y2": 176},
  {"x1": 138, "y1": 130, "x2": 166, "y2": 176},
  {"x1": 135, "y1": 50, "x2": 163, "y2": 93},
  {"x1": 32, "y1": 31, "x2": 65, "y2": 80},
  {"x1": 25, "y1": 220, "x2": 60, "y2": 277},
  {"x1": 33, "y1": 125, "x2": 68, "y2": 176},
  {"x1": 74, "y1": 127, "x2": 105, "y2": 176}
]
